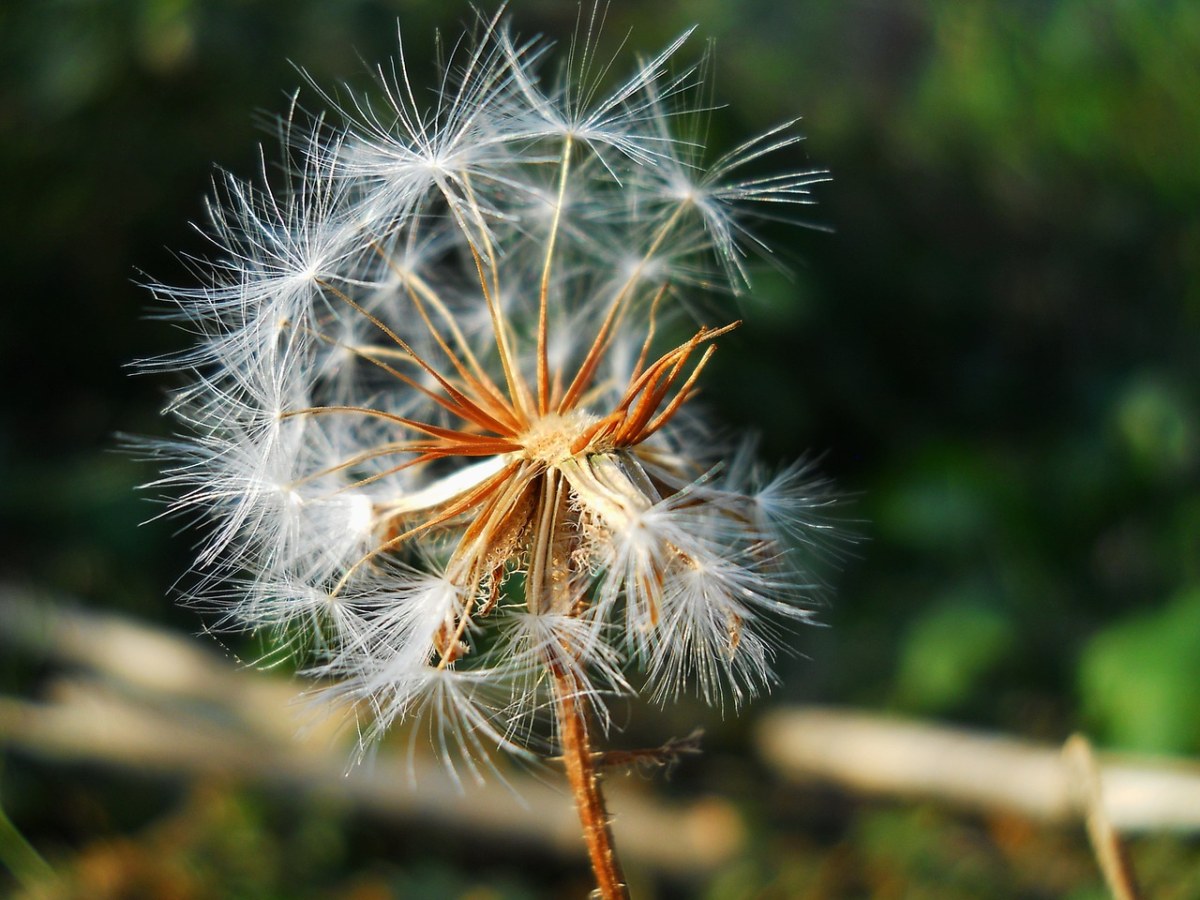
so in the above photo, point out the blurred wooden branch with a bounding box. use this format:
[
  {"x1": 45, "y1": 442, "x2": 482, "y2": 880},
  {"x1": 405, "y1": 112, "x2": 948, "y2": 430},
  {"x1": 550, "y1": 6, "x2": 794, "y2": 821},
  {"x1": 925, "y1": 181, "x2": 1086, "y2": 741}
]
[
  {"x1": 0, "y1": 589, "x2": 742, "y2": 876},
  {"x1": 757, "y1": 707, "x2": 1200, "y2": 832},
  {"x1": 1064, "y1": 735, "x2": 1144, "y2": 900},
  {"x1": 7, "y1": 583, "x2": 1199, "y2": 884}
]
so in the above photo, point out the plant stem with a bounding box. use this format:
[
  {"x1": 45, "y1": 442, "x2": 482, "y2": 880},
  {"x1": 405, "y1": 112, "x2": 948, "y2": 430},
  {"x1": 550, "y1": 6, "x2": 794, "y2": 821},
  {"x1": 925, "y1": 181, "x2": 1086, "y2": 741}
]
[{"x1": 552, "y1": 670, "x2": 629, "y2": 900}]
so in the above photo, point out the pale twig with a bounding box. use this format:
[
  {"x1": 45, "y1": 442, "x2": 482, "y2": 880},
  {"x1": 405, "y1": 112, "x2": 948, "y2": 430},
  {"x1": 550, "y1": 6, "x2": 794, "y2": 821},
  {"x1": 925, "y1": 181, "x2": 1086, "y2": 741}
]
[
  {"x1": 0, "y1": 591, "x2": 743, "y2": 875},
  {"x1": 1064, "y1": 734, "x2": 1144, "y2": 900},
  {"x1": 757, "y1": 707, "x2": 1200, "y2": 831}
]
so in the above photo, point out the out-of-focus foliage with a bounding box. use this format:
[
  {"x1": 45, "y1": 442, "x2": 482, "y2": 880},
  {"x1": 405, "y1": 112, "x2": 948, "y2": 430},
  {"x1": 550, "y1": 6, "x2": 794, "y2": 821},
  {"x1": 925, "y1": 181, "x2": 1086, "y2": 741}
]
[
  {"x1": 692, "y1": 0, "x2": 1200, "y2": 759},
  {"x1": 1080, "y1": 587, "x2": 1200, "y2": 753},
  {"x1": 1, "y1": 0, "x2": 1197, "y2": 896}
]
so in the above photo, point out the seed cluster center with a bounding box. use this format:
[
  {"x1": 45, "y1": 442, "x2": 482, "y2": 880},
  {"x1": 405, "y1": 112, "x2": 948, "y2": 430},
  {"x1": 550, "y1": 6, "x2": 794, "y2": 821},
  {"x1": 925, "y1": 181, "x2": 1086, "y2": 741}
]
[{"x1": 518, "y1": 411, "x2": 599, "y2": 465}]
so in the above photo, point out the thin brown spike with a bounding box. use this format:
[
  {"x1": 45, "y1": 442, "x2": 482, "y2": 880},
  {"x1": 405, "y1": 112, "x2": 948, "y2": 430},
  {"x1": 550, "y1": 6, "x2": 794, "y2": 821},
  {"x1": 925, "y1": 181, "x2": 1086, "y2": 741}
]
[
  {"x1": 639, "y1": 344, "x2": 719, "y2": 441},
  {"x1": 403, "y1": 265, "x2": 511, "y2": 413},
  {"x1": 467, "y1": 241, "x2": 533, "y2": 420},
  {"x1": 300, "y1": 324, "x2": 512, "y2": 435},
  {"x1": 317, "y1": 280, "x2": 517, "y2": 435},
  {"x1": 283, "y1": 405, "x2": 517, "y2": 447},
  {"x1": 626, "y1": 284, "x2": 667, "y2": 385},
  {"x1": 538, "y1": 136, "x2": 574, "y2": 415},
  {"x1": 367, "y1": 238, "x2": 521, "y2": 432},
  {"x1": 451, "y1": 175, "x2": 534, "y2": 421}
]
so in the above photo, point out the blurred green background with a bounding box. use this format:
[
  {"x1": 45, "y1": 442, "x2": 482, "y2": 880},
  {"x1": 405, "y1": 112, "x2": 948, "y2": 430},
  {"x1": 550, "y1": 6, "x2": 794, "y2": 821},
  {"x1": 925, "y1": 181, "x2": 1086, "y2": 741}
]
[{"x1": 1, "y1": 0, "x2": 1197, "y2": 897}]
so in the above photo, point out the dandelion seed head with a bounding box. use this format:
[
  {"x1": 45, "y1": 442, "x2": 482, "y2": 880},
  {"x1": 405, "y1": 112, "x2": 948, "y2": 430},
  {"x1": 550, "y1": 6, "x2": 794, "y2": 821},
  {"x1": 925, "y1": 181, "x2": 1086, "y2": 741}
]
[{"x1": 140, "y1": 8, "x2": 841, "y2": 773}]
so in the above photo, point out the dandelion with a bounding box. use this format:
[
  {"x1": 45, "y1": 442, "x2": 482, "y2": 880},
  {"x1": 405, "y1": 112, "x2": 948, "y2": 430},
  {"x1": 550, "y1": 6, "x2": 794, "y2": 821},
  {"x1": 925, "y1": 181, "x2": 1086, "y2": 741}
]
[{"x1": 143, "y1": 8, "x2": 837, "y2": 897}]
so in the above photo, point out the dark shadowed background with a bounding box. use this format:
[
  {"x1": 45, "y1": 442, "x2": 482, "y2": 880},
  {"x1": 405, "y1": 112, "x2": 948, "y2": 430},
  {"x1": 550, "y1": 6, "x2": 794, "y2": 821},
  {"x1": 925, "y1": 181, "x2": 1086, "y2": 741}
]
[{"x1": 2, "y1": 1, "x2": 1198, "y2": 897}]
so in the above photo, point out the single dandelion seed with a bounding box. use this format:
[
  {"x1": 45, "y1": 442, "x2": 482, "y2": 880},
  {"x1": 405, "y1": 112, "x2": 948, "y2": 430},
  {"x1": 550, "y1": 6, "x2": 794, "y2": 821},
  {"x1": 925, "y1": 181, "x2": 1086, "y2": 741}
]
[{"x1": 140, "y1": 8, "x2": 839, "y2": 898}]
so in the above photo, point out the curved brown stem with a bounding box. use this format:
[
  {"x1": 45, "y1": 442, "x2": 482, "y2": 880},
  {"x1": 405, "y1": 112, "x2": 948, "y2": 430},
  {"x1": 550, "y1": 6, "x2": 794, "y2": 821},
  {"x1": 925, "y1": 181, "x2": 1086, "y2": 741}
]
[{"x1": 552, "y1": 671, "x2": 629, "y2": 900}]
